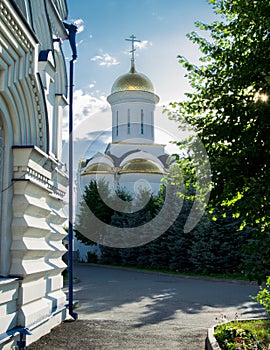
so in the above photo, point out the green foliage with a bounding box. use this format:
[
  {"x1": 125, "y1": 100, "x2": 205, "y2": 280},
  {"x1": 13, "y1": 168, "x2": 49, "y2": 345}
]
[
  {"x1": 214, "y1": 323, "x2": 263, "y2": 350},
  {"x1": 99, "y1": 188, "x2": 164, "y2": 265},
  {"x1": 75, "y1": 179, "x2": 114, "y2": 245},
  {"x1": 253, "y1": 276, "x2": 270, "y2": 315},
  {"x1": 242, "y1": 231, "x2": 270, "y2": 284},
  {"x1": 189, "y1": 212, "x2": 248, "y2": 274},
  {"x1": 77, "y1": 180, "x2": 248, "y2": 276},
  {"x1": 99, "y1": 187, "x2": 246, "y2": 275},
  {"x1": 165, "y1": 198, "x2": 194, "y2": 271},
  {"x1": 87, "y1": 251, "x2": 98, "y2": 263},
  {"x1": 168, "y1": 0, "x2": 270, "y2": 282},
  {"x1": 214, "y1": 319, "x2": 270, "y2": 350}
]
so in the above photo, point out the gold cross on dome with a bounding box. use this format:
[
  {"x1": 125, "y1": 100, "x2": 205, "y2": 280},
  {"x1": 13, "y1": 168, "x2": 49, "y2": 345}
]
[{"x1": 125, "y1": 35, "x2": 141, "y2": 62}]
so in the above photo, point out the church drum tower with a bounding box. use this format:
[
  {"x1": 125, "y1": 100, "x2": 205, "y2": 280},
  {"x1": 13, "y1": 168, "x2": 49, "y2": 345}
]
[{"x1": 80, "y1": 35, "x2": 170, "y2": 194}]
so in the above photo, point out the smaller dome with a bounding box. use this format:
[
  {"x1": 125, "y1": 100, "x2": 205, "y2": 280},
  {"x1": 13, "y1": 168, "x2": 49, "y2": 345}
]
[
  {"x1": 120, "y1": 159, "x2": 164, "y2": 174},
  {"x1": 82, "y1": 162, "x2": 112, "y2": 174},
  {"x1": 111, "y1": 66, "x2": 154, "y2": 94}
]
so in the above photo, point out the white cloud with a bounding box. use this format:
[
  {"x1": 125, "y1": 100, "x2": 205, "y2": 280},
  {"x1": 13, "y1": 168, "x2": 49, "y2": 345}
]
[
  {"x1": 123, "y1": 40, "x2": 152, "y2": 56},
  {"x1": 91, "y1": 53, "x2": 120, "y2": 67},
  {"x1": 89, "y1": 82, "x2": 96, "y2": 89},
  {"x1": 74, "y1": 19, "x2": 84, "y2": 33},
  {"x1": 76, "y1": 39, "x2": 84, "y2": 47},
  {"x1": 135, "y1": 40, "x2": 152, "y2": 50},
  {"x1": 73, "y1": 19, "x2": 84, "y2": 34},
  {"x1": 62, "y1": 89, "x2": 110, "y2": 140}
]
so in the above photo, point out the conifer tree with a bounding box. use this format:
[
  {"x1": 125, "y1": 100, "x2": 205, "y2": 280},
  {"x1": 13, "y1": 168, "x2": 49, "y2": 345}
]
[{"x1": 75, "y1": 179, "x2": 113, "y2": 245}]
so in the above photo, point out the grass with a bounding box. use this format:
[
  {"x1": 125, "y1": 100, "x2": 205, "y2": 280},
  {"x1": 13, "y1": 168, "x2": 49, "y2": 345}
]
[
  {"x1": 239, "y1": 320, "x2": 270, "y2": 349},
  {"x1": 93, "y1": 262, "x2": 250, "y2": 281},
  {"x1": 214, "y1": 319, "x2": 270, "y2": 349}
]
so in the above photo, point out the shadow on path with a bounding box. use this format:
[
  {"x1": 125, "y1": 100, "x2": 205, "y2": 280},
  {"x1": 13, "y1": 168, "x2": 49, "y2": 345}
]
[
  {"x1": 71, "y1": 264, "x2": 265, "y2": 327},
  {"x1": 27, "y1": 264, "x2": 266, "y2": 350}
]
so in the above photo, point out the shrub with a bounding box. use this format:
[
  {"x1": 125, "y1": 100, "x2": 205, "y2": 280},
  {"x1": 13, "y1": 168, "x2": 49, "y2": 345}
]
[
  {"x1": 253, "y1": 276, "x2": 270, "y2": 315},
  {"x1": 87, "y1": 251, "x2": 98, "y2": 263},
  {"x1": 214, "y1": 323, "x2": 262, "y2": 350}
]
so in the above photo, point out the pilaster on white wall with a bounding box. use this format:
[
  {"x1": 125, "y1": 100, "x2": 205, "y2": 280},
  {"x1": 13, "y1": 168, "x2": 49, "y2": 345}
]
[{"x1": 10, "y1": 146, "x2": 67, "y2": 330}]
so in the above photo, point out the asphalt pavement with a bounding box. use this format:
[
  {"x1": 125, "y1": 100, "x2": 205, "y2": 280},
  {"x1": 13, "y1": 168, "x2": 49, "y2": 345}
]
[{"x1": 27, "y1": 264, "x2": 266, "y2": 350}]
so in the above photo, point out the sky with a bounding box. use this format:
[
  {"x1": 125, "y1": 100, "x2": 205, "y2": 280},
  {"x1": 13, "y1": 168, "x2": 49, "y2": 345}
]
[{"x1": 62, "y1": 0, "x2": 219, "y2": 162}]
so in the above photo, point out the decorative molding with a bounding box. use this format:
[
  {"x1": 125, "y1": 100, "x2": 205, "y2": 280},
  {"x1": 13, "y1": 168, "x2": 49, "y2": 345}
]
[
  {"x1": 51, "y1": 0, "x2": 68, "y2": 21},
  {"x1": 12, "y1": 146, "x2": 66, "y2": 198},
  {"x1": 29, "y1": 75, "x2": 46, "y2": 150},
  {"x1": 0, "y1": 1, "x2": 47, "y2": 150},
  {"x1": 107, "y1": 89, "x2": 159, "y2": 105},
  {"x1": 0, "y1": 0, "x2": 36, "y2": 58},
  {"x1": 46, "y1": 0, "x2": 68, "y2": 40}
]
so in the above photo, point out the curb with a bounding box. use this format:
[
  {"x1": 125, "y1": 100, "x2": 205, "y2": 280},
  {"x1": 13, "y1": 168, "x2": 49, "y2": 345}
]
[
  {"x1": 206, "y1": 325, "x2": 221, "y2": 350},
  {"x1": 80, "y1": 263, "x2": 257, "y2": 285}
]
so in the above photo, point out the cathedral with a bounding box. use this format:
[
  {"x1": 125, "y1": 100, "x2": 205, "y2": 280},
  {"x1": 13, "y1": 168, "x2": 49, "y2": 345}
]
[{"x1": 80, "y1": 36, "x2": 171, "y2": 195}]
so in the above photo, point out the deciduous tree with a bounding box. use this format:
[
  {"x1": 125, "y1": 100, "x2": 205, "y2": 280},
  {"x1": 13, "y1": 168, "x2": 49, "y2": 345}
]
[{"x1": 168, "y1": 0, "x2": 270, "y2": 282}]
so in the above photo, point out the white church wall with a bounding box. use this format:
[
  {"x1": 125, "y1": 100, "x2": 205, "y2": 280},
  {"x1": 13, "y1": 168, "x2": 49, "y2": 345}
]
[
  {"x1": 118, "y1": 172, "x2": 165, "y2": 195},
  {"x1": 111, "y1": 100, "x2": 155, "y2": 143},
  {"x1": 0, "y1": 0, "x2": 69, "y2": 348},
  {"x1": 0, "y1": 279, "x2": 19, "y2": 334},
  {"x1": 106, "y1": 142, "x2": 167, "y2": 159},
  {"x1": 10, "y1": 147, "x2": 67, "y2": 343}
]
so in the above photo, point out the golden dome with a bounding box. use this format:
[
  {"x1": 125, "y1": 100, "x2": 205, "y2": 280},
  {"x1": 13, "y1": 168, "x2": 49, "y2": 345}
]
[
  {"x1": 111, "y1": 66, "x2": 154, "y2": 94},
  {"x1": 120, "y1": 159, "x2": 164, "y2": 174}
]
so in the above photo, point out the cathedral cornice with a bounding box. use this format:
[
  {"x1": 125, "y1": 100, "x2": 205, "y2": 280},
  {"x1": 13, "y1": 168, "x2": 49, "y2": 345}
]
[
  {"x1": 12, "y1": 145, "x2": 66, "y2": 198},
  {"x1": 107, "y1": 90, "x2": 159, "y2": 105}
]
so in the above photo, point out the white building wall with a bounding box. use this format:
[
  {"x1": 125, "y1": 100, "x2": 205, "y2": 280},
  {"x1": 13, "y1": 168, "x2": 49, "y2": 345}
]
[
  {"x1": 106, "y1": 142, "x2": 167, "y2": 159},
  {"x1": 108, "y1": 90, "x2": 158, "y2": 143},
  {"x1": 0, "y1": 279, "x2": 19, "y2": 335},
  {"x1": 0, "y1": 0, "x2": 69, "y2": 348},
  {"x1": 112, "y1": 101, "x2": 155, "y2": 143},
  {"x1": 118, "y1": 172, "x2": 165, "y2": 194}
]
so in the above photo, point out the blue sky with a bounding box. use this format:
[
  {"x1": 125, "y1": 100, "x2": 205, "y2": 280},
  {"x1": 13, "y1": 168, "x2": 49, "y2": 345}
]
[
  {"x1": 64, "y1": 0, "x2": 217, "y2": 103},
  {"x1": 62, "y1": 0, "x2": 218, "y2": 158}
]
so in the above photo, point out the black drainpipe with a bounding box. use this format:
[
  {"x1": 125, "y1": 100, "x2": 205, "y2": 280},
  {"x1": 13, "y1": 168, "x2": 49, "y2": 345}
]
[{"x1": 63, "y1": 22, "x2": 78, "y2": 321}]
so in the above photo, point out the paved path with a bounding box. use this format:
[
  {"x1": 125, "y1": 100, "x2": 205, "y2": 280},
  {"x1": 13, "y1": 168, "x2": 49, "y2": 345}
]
[{"x1": 28, "y1": 264, "x2": 266, "y2": 349}]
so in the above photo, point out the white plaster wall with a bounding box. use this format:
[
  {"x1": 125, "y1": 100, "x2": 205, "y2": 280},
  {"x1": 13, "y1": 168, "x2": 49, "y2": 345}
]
[
  {"x1": 0, "y1": 279, "x2": 19, "y2": 334},
  {"x1": 0, "y1": 1, "x2": 69, "y2": 348},
  {"x1": 108, "y1": 90, "x2": 158, "y2": 144},
  {"x1": 106, "y1": 142, "x2": 167, "y2": 159},
  {"x1": 118, "y1": 172, "x2": 165, "y2": 195},
  {"x1": 9, "y1": 147, "x2": 67, "y2": 340},
  {"x1": 111, "y1": 101, "x2": 155, "y2": 142}
]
